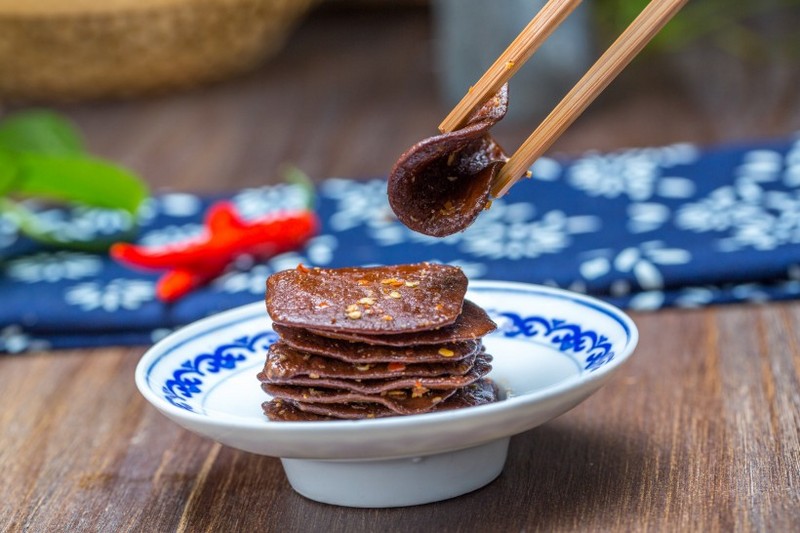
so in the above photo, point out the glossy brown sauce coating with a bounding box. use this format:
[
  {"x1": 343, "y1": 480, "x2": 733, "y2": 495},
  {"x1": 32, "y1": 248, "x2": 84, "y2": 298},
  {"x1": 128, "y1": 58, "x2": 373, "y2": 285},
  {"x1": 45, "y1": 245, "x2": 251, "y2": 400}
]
[
  {"x1": 261, "y1": 352, "x2": 492, "y2": 395},
  {"x1": 388, "y1": 85, "x2": 509, "y2": 237},
  {"x1": 273, "y1": 324, "x2": 481, "y2": 363},
  {"x1": 261, "y1": 264, "x2": 499, "y2": 421},
  {"x1": 267, "y1": 262, "x2": 467, "y2": 334},
  {"x1": 262, "y1": 340, "x2": 479, "y2": 379},
  {"x1": 306, "y1": 300, "x2": 496, "y2": 346},
  {"x1": 262, "y1": 383, "x2": 457, "y2": 415},
  {"x1": 264, "y1": 380, "x2": 498, "y2": 421}
]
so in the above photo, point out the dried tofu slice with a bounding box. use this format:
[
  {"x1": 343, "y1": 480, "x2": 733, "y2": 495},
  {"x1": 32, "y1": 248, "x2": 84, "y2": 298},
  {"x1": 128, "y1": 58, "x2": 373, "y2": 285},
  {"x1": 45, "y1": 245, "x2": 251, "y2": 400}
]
[
  {"x1": 262, "y1": 399, "x2": 335, "y2": 421},
  {"x1": 267, "y1": 262, "x2": 467, "y2": 334},
  {"x1": 262, "y1": 383, "x2": 456, "y2": 415},
  {"x1": 434, "y1": 379, "x2": 499, "y2": 411},
  {"x1": 273, "y1": 324, "x2": 481, "y2": 363},
  {"x1": 260, "y1": 352, "x2": 492, "y2": 394},
  {"x1": 260, "y1": 341, "x2": 479, "y2": 381},
  {"x1": 262, "y1": 379, "x2": 499, "y2": 421},
  {"x1": 387, "y1": 85, "x2": 509, "y2": 237},
  {"x1": 307, "y1": 300, "x2": 496, "y2": 346},
  {"x1": 286, "y1": 401, "x2": 399, "y2": 420}
]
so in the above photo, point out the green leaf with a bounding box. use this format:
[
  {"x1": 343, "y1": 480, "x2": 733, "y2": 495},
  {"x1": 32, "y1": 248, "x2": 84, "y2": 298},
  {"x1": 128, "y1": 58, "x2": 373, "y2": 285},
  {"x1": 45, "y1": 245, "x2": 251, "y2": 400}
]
[
  {"x1": 0, "y1": 110, "x2": 150, "y2": 251},
  {"x1": 0, "y1": 110, "x2": 84, "y2": 155},
  {"x1": 0, "y1": 150, "x2": 17, "y2": 194},
  {"x1": 11, "y1": 153, "x2": 148, "y2": 214}
]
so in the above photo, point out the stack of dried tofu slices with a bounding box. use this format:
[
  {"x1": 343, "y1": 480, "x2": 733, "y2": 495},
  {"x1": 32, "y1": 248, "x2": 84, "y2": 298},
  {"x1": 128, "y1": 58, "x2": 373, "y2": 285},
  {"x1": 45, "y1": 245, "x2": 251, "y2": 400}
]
[{"x1": 260, "y1": 263, "x2": 498, "y2": 421}]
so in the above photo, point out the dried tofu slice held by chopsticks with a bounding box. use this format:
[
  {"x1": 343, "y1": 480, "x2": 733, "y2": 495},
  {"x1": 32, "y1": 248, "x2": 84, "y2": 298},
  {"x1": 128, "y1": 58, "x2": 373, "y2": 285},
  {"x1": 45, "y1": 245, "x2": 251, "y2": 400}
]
[{"x1": 387, "y1": 85, "x2": 510, "y2": 237}]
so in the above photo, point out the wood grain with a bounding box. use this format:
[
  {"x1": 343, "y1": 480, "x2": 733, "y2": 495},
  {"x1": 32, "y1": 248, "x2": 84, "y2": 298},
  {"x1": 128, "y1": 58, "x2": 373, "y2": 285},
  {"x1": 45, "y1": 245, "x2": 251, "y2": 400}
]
[
  {"x1": 3, "y1": 306, "x2": 799, "y2": 531},
  {"x1": 1, "y1": 6, "x2": 799, "y2": 532}
]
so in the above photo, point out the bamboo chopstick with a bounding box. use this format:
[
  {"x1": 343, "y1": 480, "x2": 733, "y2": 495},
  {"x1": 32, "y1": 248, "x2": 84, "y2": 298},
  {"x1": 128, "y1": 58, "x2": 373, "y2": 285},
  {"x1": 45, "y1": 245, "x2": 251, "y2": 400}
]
[
  {"x1": 491, "y1": 0, "x2": 688, "y2": 197},
  {"x1": 437, "y1": 0, "x2": 583, "y2": 134}
]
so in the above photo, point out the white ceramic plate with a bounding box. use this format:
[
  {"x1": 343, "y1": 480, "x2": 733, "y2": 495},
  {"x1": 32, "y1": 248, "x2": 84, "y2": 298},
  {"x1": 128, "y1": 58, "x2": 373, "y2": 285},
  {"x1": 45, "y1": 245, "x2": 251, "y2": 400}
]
[{"x1": 135, "y1": 281, "x2": 638, "y2": 507}]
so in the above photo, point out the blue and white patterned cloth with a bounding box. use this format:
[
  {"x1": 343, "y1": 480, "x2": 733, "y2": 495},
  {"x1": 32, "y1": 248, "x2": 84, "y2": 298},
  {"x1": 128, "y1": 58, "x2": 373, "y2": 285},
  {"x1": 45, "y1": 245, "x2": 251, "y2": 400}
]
[{"x1": 2, "y1": 136, "x2": 800, "y2": 353}]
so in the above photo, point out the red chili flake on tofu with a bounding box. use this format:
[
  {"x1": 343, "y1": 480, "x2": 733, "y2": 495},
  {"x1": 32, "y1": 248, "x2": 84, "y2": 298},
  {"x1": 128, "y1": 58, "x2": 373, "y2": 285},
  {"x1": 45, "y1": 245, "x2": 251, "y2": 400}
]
[
  {"x1": 411, "y1": 380, "x2": 430, "y2": 398},
  {"x1": 387, "y1": 362, "x2": 406, "y2": 372}
]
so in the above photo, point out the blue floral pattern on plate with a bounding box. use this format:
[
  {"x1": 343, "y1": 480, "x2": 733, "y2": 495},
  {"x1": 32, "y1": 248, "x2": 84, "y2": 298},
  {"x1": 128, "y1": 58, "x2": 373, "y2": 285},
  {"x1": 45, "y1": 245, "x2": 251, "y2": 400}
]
[
  {"x1": 496, "y1": 312, "x2": 614, "y2": 371},
  {"x1": 162, "y1": 330, "x2": 276, "y2": 411}
]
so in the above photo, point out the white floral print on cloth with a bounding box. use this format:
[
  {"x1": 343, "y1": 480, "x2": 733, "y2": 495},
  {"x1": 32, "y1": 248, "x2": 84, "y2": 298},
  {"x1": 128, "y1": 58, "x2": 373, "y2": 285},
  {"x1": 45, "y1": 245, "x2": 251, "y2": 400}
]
[{"x1": 2, "y1": 137, "x2": 800, "y2": 352}]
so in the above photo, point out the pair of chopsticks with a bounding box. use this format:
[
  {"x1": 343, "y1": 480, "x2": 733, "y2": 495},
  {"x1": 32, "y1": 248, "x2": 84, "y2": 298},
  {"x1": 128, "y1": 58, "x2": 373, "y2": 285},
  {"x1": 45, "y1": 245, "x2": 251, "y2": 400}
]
[{"x1": 438, "y1": 0, "x2": 688, "y2": 198}]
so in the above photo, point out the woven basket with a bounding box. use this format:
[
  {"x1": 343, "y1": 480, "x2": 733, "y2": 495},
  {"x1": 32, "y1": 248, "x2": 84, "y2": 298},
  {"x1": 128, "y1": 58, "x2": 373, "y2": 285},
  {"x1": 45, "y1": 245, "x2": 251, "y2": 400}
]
[{"x1": 0, "y1": 0, "x2": 316, "y2": 102}]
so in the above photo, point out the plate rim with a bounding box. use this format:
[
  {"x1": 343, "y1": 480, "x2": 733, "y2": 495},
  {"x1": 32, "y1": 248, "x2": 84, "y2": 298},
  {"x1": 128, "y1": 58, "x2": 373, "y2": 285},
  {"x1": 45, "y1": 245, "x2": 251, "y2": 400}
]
[{"x1": 135, "y1": 280, "x2": 638, "y2": 435}]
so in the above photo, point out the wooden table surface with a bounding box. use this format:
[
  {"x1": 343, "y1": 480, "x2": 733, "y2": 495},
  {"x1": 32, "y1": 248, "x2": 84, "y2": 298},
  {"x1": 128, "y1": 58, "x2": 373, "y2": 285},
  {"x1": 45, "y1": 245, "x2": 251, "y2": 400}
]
[{"x1": 2, "y1": 6, "x2": 799, "y2": 532}]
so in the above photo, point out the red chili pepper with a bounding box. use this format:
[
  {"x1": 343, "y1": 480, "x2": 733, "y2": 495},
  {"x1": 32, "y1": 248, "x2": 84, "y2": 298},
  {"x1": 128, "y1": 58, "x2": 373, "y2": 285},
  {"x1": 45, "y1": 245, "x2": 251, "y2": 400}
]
[
  {"x1": 156, "y1": 268, "x2": 219, "y2": 303},
  {"x1": 111, "y1": 201, "x2": 318, "y2": 302}
]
